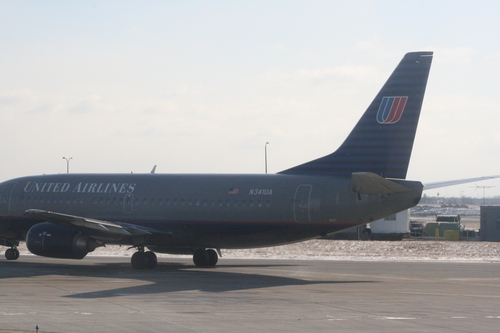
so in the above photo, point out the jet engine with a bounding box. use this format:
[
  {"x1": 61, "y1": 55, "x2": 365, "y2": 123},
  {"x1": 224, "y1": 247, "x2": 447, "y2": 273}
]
[{"x1": 26, "y1": 222, "x2": 99, "y2": 259}]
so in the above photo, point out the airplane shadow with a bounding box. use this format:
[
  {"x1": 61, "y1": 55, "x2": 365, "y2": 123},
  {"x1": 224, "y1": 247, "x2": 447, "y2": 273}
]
[{"x1": 0, "y1": 257, "x2": 376, "y2": 299}]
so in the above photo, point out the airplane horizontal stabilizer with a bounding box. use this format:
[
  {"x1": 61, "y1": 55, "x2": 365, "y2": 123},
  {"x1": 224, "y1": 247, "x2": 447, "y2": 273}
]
[{"x1": 352, "y1": 172, "x2": 411, "y2": 195}]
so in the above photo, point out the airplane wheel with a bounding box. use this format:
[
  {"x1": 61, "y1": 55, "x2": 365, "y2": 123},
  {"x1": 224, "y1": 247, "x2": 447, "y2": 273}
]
[
  {"x1": 131, "y1": 252, "x2": 146, "y2": 269},
  {"x1": 144, "y1": 251, "x2": 157, "y2": 269},
  {"x1": 5, "y1": 248, "x2": 19, "y2": 260},
  {"x1": 206, "y1": 249, "x2": 218, "y2": 267},
  {"x1": 131, "y1": 251, "x2": 158, "y2": 269},
  {"x1": 193, "y1": 249, "x2": 218, "y2": 267},
  {"x1": 193, "y1": 249, "x2": 209, "y2": 267}
]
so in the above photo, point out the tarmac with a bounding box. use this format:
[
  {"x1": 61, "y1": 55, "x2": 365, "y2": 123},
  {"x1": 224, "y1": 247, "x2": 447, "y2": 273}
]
[{"x1": 1, "y1": 255, "x2": 499, "y2": 332}]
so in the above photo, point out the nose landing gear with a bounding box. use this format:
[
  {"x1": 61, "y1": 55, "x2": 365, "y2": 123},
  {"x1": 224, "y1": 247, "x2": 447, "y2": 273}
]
[{"x1": 5, "y1": 247, "x2": 20, "y2": 260}]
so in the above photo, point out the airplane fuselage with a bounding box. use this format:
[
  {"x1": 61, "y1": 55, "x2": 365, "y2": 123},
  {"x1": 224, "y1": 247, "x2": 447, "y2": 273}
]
[{"x1": 0, "y1": 173, "x2": 423, "y2": 252}]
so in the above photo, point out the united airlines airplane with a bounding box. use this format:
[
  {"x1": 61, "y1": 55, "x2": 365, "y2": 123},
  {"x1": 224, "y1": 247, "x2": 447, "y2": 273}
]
[{"x1": 0, "y1": 51, "x2": 433, "y2": 269}]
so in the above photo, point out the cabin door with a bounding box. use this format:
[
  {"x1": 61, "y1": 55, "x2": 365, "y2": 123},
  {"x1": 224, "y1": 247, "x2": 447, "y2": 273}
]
[
  {"x1": 123, "y1": 193, "x2": 134, "y2": 214},
  {"x1": 294, "y1": 184, "x2": 312, "y2": 223}
]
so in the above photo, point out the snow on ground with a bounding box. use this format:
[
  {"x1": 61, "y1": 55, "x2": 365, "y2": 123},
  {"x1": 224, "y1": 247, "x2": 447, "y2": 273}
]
[
  {"x1": 13, "y1": 239, "x2": 500, "y2": 262},
  {"x1": 220, "y1": 239, "x2": 500, "y2": 262}
]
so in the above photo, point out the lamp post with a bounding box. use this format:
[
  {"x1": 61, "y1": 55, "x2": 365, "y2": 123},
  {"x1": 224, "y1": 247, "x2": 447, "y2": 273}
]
[
  {"x1": 62, "y1": 157, "x2": 72, "y2": 173},
  {"x1": 265, "y1": 142, "x2": 269, "y2": 174}
]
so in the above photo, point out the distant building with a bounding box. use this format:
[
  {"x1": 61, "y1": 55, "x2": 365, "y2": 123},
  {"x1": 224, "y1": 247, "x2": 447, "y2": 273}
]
[
  {"x1": 370, "y1": 210, "x2": 409, "y2": 240},
  {"x1": 329, "y1": 210, "x2": 409, "y2": 241},
  {"x1": 480, "y1": 206, "x2": 500, "y2": 242}
]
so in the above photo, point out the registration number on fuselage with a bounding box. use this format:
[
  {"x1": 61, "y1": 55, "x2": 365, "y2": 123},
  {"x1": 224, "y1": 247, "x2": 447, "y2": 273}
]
[{"x1": 248, "y1": 189, "x2": 273, "y2": 195}]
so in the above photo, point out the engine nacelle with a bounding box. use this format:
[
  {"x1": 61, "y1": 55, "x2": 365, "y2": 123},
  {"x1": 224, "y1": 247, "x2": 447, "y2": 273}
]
[{"x1": 26, "y1": 222, "x2": 99, "y2": 259}]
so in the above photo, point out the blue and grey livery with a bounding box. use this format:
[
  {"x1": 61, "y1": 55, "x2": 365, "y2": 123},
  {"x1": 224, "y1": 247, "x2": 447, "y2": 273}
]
[
  {"x1": 281, "y1": 51, "x2": 432, "y2": 179},
  {"x1": 0, "y1": 52, "x2": 432, "y2": 269}
]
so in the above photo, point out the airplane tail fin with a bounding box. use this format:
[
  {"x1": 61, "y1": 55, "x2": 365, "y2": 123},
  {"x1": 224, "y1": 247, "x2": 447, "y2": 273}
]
[{"x1": 279, "y1": 51, "x2": 433, "y2": 179}]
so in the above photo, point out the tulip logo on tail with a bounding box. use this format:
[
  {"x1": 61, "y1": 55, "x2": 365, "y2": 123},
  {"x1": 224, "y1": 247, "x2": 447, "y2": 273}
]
[{"x1": 376, "y1": 96, "x2": 408, "y2": 124}]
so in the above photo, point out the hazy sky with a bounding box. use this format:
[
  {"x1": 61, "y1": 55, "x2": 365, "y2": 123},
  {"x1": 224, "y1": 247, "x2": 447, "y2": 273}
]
[{"x1": 1, "y1": 1, "x2": 500, "y2": 198}]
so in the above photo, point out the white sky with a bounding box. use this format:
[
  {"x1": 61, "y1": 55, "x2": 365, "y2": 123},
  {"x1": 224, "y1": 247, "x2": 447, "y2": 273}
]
[{"x1": 1, "y1": 1, "x2": 500, "y2": 198}]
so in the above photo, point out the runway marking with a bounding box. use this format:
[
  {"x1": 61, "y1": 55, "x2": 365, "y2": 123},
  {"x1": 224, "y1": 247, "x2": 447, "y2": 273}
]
[
  {"x1": 379, "y1": 317, "x2": 417, "y2": 320},
  {"x1": 446, "y1": 278, "x2": 500, "y2": 281},
  {"x1": 0, "y1": 312, "x2": 25, "y2": 316},
  {"x1": 326, "y1": 315, "x2": 346, "y2": 321}
]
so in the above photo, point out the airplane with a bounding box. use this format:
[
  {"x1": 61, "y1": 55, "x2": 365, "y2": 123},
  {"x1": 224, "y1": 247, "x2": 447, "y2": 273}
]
[{"x1": 1, "y1": 51, "x2": 434, "y2": 269}]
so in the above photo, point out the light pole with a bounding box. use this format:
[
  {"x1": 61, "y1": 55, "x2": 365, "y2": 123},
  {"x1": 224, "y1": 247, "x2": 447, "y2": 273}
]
[
  {"x1": 62, "y1": 157, "x2": 72, "y2": 173},
  {"x1": 265, "y1": 142, "x2": 269, "y2": 174}
]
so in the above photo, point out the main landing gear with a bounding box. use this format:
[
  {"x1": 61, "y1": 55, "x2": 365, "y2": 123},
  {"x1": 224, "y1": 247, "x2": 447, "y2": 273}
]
[
  {"x1": 5, "y1": 247, "x2": 20, "y2": 260},
  {"x1": 130, "y1": 247, "x2": 219, "y2": 269},
  {"x1": 131, "y1": 246, "x2": 157, "y2": 270},
  {"x1": 193, "y1": 248, "x2": 218, "y2": 267}
]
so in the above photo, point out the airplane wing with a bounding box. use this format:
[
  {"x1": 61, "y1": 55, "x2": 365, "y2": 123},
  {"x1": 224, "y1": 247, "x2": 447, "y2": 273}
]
[
  {"x1": 423, "y1": 175, "x2": 500, "y2": 190},
  {"x1": 24, "y1": 209, "x2": 154, "y2": 240}
]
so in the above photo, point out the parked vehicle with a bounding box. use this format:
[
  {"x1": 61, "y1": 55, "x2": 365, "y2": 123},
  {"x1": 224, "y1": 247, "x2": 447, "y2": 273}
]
[{"x1": 410, "y1": 221, "x2": 425, "y2": 237}]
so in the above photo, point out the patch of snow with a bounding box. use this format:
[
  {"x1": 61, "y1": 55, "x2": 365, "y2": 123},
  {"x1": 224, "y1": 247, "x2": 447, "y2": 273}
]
[{"x1": 13, "y1": 239, "x2": 500, "y2": 262}]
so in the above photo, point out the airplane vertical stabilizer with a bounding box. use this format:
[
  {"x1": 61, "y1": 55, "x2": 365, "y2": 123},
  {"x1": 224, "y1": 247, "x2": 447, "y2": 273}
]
[{"x1": 279, "y1": 51, "x2": 433, "y2": 179}]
